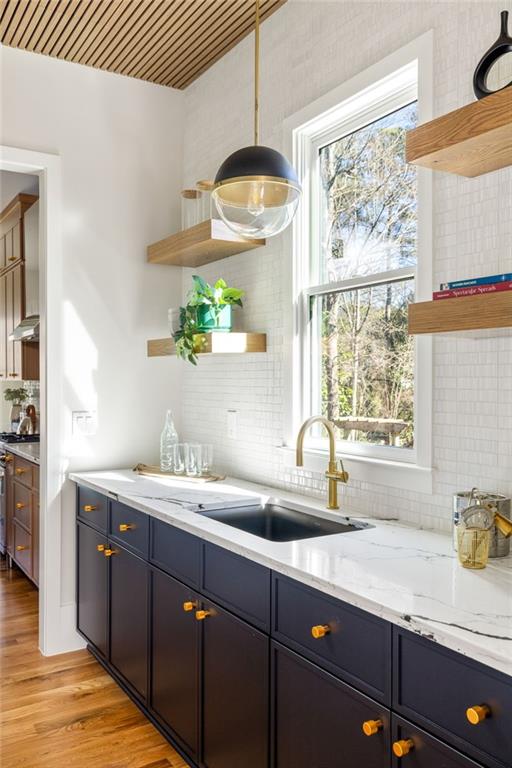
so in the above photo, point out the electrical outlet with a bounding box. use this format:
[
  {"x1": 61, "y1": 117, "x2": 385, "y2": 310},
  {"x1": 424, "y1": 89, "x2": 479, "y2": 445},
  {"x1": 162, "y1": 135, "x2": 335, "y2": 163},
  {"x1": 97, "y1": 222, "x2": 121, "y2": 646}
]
[
  {"x1": 227, "y1": 410, "x2": 238, "y2": 439},
  {"x1": 72, "y1": 410, "x2": 97, "y2": 436}
]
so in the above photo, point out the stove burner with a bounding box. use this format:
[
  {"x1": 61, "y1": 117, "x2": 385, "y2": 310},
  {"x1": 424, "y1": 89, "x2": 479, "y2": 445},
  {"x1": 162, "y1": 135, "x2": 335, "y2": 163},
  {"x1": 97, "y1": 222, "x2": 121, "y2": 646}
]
[{"x1": 0, "y1": 433, "x2": 40, "y2": 444}]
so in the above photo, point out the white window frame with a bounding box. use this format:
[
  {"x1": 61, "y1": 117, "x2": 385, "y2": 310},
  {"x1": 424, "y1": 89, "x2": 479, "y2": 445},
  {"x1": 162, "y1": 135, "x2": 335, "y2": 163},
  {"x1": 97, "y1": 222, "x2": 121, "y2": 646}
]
[{"x1": 281, "y1": 33, "x2": 433, "y2": 493}]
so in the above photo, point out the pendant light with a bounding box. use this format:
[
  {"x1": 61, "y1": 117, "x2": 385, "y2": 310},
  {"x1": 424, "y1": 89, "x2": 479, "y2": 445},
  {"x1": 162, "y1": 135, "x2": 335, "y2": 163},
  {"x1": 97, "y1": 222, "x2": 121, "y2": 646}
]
[{"x1": 212, "y1": 0, "x2": 301, "y2": 239}]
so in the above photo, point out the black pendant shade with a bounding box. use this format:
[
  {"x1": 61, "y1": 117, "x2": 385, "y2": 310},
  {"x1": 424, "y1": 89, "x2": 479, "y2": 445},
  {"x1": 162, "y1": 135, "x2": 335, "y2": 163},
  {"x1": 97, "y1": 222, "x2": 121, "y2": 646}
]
[{"x1": 214, "y1": 145, "x2": 300, "y2": 187}]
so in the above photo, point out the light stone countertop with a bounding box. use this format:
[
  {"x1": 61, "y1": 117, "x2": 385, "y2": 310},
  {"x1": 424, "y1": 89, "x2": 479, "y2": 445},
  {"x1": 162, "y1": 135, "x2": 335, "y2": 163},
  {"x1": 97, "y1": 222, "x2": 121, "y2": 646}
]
[
  {"x1": 4, "y1": 442, "x2": 40, "y2": 465},
  {"x1": 69, "y1": 468, "x2": 512, "y2": 677}
]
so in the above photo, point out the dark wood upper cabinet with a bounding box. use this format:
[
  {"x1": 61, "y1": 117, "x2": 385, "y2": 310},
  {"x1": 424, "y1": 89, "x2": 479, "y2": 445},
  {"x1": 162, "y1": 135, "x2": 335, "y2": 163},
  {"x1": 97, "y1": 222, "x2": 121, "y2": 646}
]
[{"x1": 0, "y1": 193, "x2": 39, "y2": 382}]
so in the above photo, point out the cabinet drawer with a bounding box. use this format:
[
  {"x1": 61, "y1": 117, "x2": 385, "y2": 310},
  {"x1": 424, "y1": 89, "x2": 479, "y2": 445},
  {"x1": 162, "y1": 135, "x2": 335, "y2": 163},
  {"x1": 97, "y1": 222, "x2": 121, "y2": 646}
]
[
  {"x1": 392, "y1": 715, "x2": 484, "y2": 768},
  {"x1": 272, "y1": 642, "x2": 390, "y2": 768},
  {"x1": 13, "y1": 521, "x2": 32, "y2": 579},
  {"x1": 202, "y1": 543, "x2": 270, "y2": 631},
  {"x1": 273, "y1": 574, "x2": 391, "y2": 702},
  {"x1": 13, "y1": 481, "x2": 32, "y2": 531},
  {"x1": 394, "y1": 628, "x2": 512, "y2": 768},
  {"x1": 77, "y1": 486, "x2": 108, "y2": 533},
  {"x1": 150, "y1": 519, "x2": 201, "y2": 588},
  {"x1": 110, "y1": 501, "x2": 149, "y2": 558},
  {"x1": 13, "y1": 455, "x2": 34, "y2": 489}
]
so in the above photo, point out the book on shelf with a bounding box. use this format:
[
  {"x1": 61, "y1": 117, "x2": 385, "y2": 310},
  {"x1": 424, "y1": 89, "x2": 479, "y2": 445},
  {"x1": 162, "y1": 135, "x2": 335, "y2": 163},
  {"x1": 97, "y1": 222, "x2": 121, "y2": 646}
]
[
  {"x1": 440, "y1": 272, "x2": 512, "y2": 290},
  {"x1": 433, "y1": 281, "x2": 512, "y2": 300}
]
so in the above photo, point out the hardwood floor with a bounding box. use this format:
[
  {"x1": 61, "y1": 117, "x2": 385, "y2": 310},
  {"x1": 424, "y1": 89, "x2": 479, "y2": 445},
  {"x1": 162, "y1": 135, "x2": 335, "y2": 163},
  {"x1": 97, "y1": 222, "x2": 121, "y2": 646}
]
[{"x1": 0, "y1": 562, "x2": 188, "y2": 768}]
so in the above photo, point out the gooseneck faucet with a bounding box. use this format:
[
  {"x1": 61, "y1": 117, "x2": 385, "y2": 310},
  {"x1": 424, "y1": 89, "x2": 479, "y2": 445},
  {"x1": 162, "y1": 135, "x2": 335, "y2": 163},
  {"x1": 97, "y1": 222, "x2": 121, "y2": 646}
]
[{"x1": 296, "y1": 416, "x2": 349, "y2": 510}]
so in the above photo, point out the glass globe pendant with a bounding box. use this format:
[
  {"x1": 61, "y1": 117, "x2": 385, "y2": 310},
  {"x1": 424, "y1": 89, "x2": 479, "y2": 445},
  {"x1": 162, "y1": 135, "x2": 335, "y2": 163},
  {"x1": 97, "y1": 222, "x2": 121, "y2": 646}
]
[{"x1": 212, "y1": 0, "x2": 301, "y2": 239}]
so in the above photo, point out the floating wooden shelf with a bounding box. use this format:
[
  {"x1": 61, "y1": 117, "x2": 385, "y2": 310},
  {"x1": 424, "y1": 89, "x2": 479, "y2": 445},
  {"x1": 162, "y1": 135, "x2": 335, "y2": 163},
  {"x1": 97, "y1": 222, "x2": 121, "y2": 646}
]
[
  {"x1": 147, "y1": 332, "x2": 267, "y2": 357},
  {"x1": 406, "y1": 86, "x2": 512, "y2": 177},
  {"x1": 408, "y1": 292, "x2": 512, "y2": 334},
  {"x1": 147, "y1": 219, "x2": 265, "y2": 268}
]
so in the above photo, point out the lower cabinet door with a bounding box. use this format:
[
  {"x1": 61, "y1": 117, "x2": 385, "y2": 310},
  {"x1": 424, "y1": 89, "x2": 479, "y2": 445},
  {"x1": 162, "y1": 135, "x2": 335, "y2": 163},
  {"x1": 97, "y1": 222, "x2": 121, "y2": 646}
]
[
  {"x1": 77, "y1": 522, "x2": 108, "y2": 656},
  {"x1": 110, "y1": 542, "x2": 149, "y2": 700},
  {"x1": 151, "y1": 568, "x2": 200, "y2": 759},
  {"x1": 202, "y1": 600, "x2": 269, "y2": 768},
  {"x1": 392, "y1": 715, "x2": 485, "y2": 768},
  {"x1": 272, "y1": 641, "x2": 390, "y2": 768}
]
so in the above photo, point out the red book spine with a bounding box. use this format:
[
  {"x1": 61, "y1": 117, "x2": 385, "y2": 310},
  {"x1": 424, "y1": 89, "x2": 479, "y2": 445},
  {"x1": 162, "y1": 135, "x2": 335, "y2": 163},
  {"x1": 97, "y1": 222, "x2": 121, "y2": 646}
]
[{"x1": 433, "y1": 281, "x2": 512, "y2": 300}]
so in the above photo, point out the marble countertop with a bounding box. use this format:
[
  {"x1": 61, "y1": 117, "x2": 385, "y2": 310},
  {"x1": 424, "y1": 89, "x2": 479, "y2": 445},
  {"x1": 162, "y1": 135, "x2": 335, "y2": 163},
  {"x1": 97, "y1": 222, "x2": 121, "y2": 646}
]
[
  {"x1": 4, "y1": 442, "x2": 40, "y2": 465},
  {"x1": 69, "y1": 468, "x2": 512, "y2": 677}
]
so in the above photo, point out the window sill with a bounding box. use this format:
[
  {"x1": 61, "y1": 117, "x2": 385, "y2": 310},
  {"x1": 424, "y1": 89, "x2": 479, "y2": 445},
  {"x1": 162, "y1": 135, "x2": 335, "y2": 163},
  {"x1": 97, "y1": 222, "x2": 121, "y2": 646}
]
[{"x1": 279, "y1": 446, "x2": 433, "y2": 495}]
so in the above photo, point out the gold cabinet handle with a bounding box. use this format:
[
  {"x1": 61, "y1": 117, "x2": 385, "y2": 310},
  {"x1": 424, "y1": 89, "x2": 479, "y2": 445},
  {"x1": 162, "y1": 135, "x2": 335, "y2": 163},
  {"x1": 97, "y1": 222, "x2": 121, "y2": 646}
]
[
  {"x1": 96, "y1": 544, "x2": 106, "y2": 552},
  {"x1": 195, "y1": 610, "x2": 211, "y2": 621},
  {"x1": 16, "y1": 544, "x2": 29, "y2": 552},
  {"x1": 83, "y1": 505, "x2": 97, "y2": 512},
  {"x1": 311, "y1": 624, "x2": 331, "y2": 639},
  {"x1": 466, "y1": 704, "x2": 491, "y2": 725},
  {"x1": 4, "y1": 455, "x2": 13, "y2": 463},
  {"x1": 393, "y1": 739, "x2": 414, "y2": 758},
  {"x1": 119, "y1": 523, "x2": 134, "y2": 532},
  {"x1": 104, "y1": 548, "x2": 117, "y2": 557},
  {"x1": 15, "y1": 468, "x2": 27, "y2": 475},
  {"x1": 16, "y1": 502, "x2": 26, "y2": 509},
  {"x1": 183, "y1": 601, "x2": 197, "y2": 612},
  {"x1": 362, "y1": 719, "x2": 383, "y2": 737},
  {"x1": 8, "y1": 255, "x2": 16, "y2": 262}
]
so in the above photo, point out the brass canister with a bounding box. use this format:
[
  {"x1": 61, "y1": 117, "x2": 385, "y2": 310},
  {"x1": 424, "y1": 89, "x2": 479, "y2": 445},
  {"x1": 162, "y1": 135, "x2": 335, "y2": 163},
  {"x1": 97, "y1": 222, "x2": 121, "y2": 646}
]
[{"x1": 454, "y1": 491, "x2": 511, "y2": 558}]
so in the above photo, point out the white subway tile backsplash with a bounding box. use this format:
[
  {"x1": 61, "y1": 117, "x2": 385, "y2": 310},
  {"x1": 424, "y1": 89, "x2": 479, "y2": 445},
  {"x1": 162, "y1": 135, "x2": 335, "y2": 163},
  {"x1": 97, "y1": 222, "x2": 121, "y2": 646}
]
[{"x1": 180, "y1": 1, "x2": 512, "y2": 534}]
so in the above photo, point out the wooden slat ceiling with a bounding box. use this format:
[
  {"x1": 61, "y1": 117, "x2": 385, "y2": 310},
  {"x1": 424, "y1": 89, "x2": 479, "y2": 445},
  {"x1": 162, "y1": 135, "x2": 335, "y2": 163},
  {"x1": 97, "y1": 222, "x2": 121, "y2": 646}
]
[{"x1": 0, "y1": 0, "x2": 287, "y2": 89}]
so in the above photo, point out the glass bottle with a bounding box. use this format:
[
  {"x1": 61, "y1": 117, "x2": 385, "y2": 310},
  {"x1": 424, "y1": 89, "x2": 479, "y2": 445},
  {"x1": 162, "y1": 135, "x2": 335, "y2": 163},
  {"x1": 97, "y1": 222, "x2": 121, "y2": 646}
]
[{"x1": 160, "y1": 410, "x2": 179, "y2": 472}]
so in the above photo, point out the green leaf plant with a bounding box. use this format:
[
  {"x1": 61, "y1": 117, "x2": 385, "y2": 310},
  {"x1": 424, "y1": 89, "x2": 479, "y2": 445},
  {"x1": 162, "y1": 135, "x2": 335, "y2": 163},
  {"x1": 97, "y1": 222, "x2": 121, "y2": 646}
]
[{"x1": 173, "y1": 275, "x2": 245, "y2": 365}]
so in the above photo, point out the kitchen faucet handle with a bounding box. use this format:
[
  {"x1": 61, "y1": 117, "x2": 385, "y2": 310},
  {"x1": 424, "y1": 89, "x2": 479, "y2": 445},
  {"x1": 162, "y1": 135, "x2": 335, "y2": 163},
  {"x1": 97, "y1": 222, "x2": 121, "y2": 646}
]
[{"x1": 337, "y1": 458, "x2": 349, "y2": 483}]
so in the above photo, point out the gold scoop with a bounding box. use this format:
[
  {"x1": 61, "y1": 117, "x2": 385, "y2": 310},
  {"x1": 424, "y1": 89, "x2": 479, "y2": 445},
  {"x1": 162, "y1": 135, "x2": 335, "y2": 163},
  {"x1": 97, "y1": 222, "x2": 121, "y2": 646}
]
[{"x1": 485, "y1": 504, "x2": 512, "y2": 537}]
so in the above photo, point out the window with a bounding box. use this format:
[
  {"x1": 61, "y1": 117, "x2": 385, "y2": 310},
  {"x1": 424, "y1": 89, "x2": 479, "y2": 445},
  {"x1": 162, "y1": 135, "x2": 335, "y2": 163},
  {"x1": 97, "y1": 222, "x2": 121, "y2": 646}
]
[{"x1": 287, "y1": 43, "x2": 433, "y2": 474}]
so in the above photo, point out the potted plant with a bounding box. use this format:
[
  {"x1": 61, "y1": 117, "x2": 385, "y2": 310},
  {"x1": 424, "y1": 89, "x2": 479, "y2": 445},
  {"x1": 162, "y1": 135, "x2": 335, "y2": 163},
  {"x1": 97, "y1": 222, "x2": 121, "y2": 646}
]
[
  {"x1": 173, "y1": 275, "x2": 245, "y2": 365},
  {"x1": 4, "y1": 387, "x2": 28, "y2": 430}
]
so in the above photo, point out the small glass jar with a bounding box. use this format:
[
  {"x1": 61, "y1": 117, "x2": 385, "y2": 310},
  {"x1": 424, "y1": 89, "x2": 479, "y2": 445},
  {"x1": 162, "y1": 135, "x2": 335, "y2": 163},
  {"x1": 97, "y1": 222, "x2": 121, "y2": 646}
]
[
  {"x1": 181, "y1": 189, "x2": 200, "y2": 230},
  {"x1": 196, "y1": 180, "x2": 214, "y2": 222}
]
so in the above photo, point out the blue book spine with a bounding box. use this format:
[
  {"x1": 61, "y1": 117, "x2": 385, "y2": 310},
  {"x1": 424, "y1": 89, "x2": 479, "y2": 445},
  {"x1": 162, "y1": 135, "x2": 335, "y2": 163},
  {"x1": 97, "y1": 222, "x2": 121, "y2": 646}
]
[{"x1": 441, "y1": 273, "x2": 512, "y2": 290}]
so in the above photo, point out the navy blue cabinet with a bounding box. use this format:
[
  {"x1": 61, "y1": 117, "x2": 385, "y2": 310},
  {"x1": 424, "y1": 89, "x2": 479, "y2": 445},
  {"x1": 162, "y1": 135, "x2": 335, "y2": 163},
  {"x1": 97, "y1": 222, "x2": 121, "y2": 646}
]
[
  {"x1": 202, "y1": 599, "x2": 269, "y2": 768},
  {"x1": 76, "y1": 521, "x2": 108, "y2": 657},
  {"x1": 151, "y1": 567, "x2": 200, "y2": 760},
  {"x1": 272, "y1": 642, "x2": 390, "y2": 768},
  {"x1": 75, "y1": 487, "x2": 506, "y2": 768},
  {"x1": 109, "y1": 542, "x2": 149, "y2": 700}
]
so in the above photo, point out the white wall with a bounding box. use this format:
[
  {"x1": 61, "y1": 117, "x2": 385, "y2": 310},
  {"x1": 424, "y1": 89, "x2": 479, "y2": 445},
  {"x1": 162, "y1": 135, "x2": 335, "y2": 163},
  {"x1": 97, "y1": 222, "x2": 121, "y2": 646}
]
[
  {"x1": 181, "y1": 1, "x2": 512, "y2": 532},
  {"x1": 0, "y1": 168, "x2": 39, "y2": 209},
  {"x1": 1, "y1": 47, "x2": 185, "y2": 650}
]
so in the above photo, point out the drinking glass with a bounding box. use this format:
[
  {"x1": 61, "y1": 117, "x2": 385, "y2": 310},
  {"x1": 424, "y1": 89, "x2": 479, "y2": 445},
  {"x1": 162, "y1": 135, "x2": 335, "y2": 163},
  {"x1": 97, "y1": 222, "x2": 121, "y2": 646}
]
[
  {"x1": 201, "y1": 444, "x2": 214, "y2": 476},
  {"x1": 457, "y1": 527, "x2": 491, "y2": 569},
  {"x1": 186, "y1": 444, "x2": 202, "y2": 477},
  {"x1": 172, "y1": 443, "x2": 187, "y2": 475}
]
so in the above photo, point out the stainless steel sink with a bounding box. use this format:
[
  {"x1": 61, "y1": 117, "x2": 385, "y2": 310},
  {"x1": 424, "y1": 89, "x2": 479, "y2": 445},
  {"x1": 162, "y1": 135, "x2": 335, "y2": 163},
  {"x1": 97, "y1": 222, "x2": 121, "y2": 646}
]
[{"x1": 199, "y1": 501, "x2": 372, "y2": 542}]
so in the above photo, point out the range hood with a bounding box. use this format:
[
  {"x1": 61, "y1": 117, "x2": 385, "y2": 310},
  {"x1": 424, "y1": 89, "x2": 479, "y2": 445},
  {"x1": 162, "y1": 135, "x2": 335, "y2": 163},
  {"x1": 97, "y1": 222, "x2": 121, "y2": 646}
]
[{"x1": 9, "y1": 316, "x2": 40, "y2": 342}]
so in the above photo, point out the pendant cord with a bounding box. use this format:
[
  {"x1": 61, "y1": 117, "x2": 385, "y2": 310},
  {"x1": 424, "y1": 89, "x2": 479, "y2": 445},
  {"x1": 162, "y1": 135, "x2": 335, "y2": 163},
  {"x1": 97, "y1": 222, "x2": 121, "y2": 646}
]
[{"x1": 254, "y1": 0, "x2": 260, "y2": 145}]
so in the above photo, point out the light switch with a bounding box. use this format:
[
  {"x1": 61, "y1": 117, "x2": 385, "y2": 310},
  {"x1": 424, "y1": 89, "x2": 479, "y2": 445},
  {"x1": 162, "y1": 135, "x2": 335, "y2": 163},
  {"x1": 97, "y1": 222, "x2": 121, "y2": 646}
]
[
  {"x1": 227, "y1": 410, "x2": 238, "y2": 439},
  {"x1": 72, "y1": 410, "x2": 97, "y2": 436}
]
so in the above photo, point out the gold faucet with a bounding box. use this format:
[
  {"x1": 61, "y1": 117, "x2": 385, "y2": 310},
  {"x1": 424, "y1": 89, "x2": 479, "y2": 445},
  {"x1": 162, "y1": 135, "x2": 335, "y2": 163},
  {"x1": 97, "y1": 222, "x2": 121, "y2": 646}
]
[{"x1": 296, "y1": 416, "x2": 349, "y2": 510}]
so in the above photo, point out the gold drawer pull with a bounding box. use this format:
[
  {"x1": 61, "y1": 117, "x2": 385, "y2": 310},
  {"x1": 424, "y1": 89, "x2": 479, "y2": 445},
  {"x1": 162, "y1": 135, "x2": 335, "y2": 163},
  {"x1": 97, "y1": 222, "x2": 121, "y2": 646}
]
[
  {"x1": 119, "y1": 523, "x2": 134, "y2": 532},
  {"x1": 8, "y1": 256, "x2": 17, "y2": 262},
  {"x1": 16, "y1": 502, "x2": 26, "y2": 510},
  {"x1": 466, "y1": 704, "x2": 491, "y2": 725},
  {"x1": 16, "y1": 544, "x2": 29, "y2": 552},
  {"x1": 362, "y1": 719, "x2": 382, "y2": 736},
  {"x1": 83, "y1": 505, "x2": 97, "y2": 512},
  {"x1": 311, "y1": 624, "x2": 331, "y2": 639},
  {"x1": 4, "y1": 455, "x2": 13, "y2": 462},
  {"x1": 183, "y1": 601, "x2": 197, "y2": 612},
  {"x1": 104, "y1": 548, "x2": 117, "y2": 557},
  {"x1": 15, "y1": 468, "x2": 27, "y2": 475},
  {"x1": 195, "y1": 610, "x2": 211, "y2": 621},
  {"x1": 393, "y1": 739, "x2": 414, "y2": 758},
  {"x1": 96, "y1": 544, "x2": 106, "y2": 552}
]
